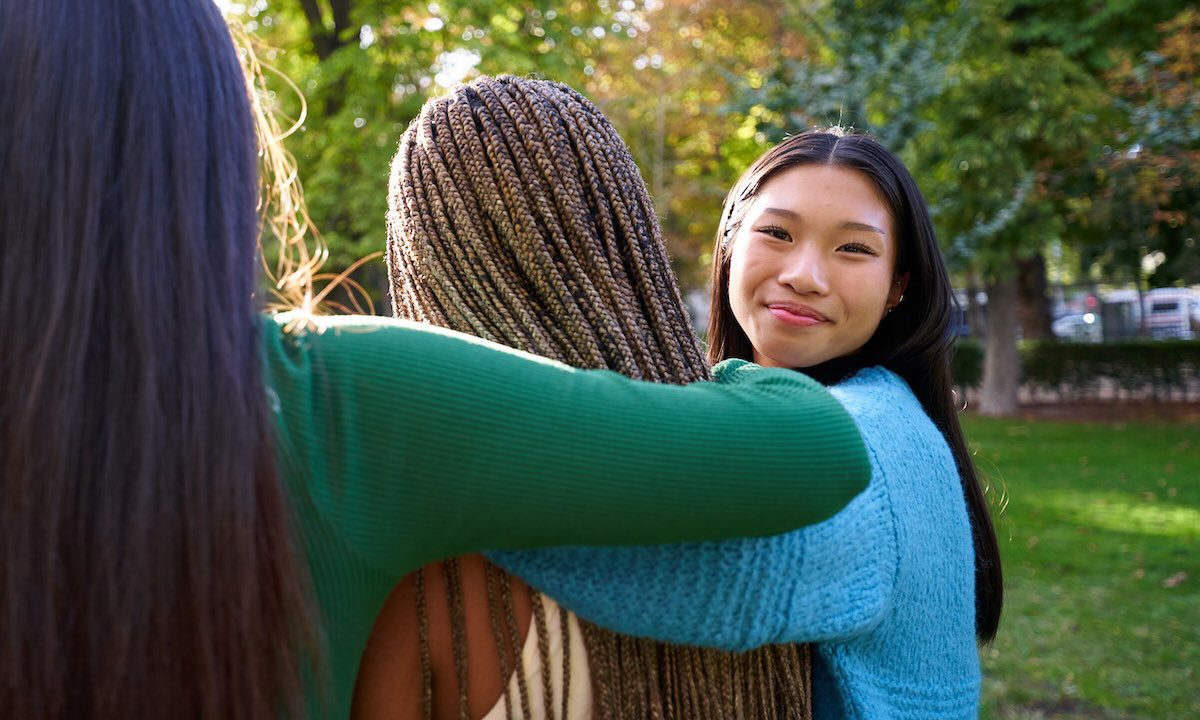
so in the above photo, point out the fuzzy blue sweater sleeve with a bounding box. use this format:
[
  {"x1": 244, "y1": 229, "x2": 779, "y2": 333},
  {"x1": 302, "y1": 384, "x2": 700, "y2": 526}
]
[{"x1": 488, "y1": 365, "x2": 906, "y2": 650}]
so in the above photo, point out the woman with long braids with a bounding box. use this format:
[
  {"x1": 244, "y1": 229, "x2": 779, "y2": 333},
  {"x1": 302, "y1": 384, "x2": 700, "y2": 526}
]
[
  {"x1": 360, "y1": 75, "x2": 823, "y2": 720},
  {"x1": 0, "y1": 3, "x2": 884, "y2": 718},
  {"x1": 485, "y1": 129, "x2": 1004, "y2": 719}
]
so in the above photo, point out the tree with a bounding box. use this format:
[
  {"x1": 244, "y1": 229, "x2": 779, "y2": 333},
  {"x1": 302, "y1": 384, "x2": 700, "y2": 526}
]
[
  {"x1": 907, "y1": 0, "x2": 1190, "y2": 414},
  {"x1": 1001, "y1": 0, "x2": 1190, "y2": 342},
  {"x1": 1073, "y1": 9, "x2": 1200, "y2": 298},
  {"x1": 229, "y1": 0, "x2": 637, "y2": 306}
]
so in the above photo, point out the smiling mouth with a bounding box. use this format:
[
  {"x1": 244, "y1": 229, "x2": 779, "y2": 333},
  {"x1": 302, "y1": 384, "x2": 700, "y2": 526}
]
[{"x1": 767, "y1": 304, "x2": 830, "y2": 328}]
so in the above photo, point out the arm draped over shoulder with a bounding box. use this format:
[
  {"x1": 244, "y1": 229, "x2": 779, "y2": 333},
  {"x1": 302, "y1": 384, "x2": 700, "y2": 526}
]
[
  {"x1": 262, "y1": 315, "x2": 871, "y2": 577},
  {"x1": 489, "y1": 367, "x2": 915, "y2": 650}
]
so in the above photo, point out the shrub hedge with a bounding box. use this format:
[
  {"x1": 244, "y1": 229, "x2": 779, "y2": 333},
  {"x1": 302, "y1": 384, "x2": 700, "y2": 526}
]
[{"x1": 951, "y1": 340, "x2": 1200, "y2": 401}]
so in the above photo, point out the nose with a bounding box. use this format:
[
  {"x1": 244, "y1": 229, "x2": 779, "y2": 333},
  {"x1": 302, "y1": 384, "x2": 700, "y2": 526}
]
[{"x1": 777, "y1": 243, "x2": 829, "y2": 296}]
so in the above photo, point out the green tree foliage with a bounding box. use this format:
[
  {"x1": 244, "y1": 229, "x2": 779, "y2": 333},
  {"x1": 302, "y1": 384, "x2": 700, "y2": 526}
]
[
  {"x1": 229, "y1": 0, "x2": 635, "y2": 298},
  {"x1": 1071, "y1": 8, "x2": 1200, "y2": 288},
  {"x1": 1003, "y1": 0, "x2": 1183, "y2": 74}
]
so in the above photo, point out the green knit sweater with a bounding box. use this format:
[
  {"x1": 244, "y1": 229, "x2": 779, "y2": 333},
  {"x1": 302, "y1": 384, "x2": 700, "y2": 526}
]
[{"x1": 261, "y1": 313, "x2": 869, "y2": 717}]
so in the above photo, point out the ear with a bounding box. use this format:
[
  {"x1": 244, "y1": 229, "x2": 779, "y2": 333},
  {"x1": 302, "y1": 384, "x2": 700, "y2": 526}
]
[{"x1": 887, "y1": 272, "x2": 910, "y2": 308}]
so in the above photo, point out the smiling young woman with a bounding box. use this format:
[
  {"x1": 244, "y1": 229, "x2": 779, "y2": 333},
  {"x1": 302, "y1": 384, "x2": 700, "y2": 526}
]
[
  {"x1": 725, "y1": 164, "x2": 908, "y2": 370},
  {"x1": 708, "y1": 132, "x2": 1001, "y2": 649}
]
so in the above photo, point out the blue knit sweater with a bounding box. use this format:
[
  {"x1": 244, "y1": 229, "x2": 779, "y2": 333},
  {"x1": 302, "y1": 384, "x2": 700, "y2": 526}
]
[{"x1": 490, "y1": 365, "x2": 980, "y2": 719}]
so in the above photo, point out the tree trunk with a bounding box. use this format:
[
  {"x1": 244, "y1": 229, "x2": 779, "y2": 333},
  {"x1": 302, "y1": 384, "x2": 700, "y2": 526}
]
[
  {"x1": 298, "y1": 0, "x2": 355, "y2": 116},
  {"x1": 980, "y1": 272, "x2": 1020, "y2": 416},
  {"x1": 1017, "y1": 252, "x2": 1053, "y2": 340},
  {"x1": 298, "y1": 0, "x2": 354, "y2": 60}
]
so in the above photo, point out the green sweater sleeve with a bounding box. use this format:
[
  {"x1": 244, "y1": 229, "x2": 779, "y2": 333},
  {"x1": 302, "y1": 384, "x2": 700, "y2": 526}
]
[{"x1": 263, "y1": 314, "x2": 868, "y2": 577}]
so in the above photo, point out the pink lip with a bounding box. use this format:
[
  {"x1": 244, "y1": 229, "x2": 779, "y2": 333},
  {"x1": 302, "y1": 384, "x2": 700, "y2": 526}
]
[{"x1": 767, "y1": 303, "x2": 830, "y2": 328}]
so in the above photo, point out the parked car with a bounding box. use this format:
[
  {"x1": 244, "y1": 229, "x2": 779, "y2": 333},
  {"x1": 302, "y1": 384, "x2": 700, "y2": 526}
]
[{"x1": 1051, "y1": 312, "x2": 1103, "y2": 343}]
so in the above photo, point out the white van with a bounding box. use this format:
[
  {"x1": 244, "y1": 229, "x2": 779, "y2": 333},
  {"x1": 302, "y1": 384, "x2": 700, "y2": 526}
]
[{"x1": 1145, "y1": 287, "x2": 1200, "y2": 340}]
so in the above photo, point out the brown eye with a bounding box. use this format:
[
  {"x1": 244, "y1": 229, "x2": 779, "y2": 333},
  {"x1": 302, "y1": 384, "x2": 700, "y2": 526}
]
[
  {"x1": 756, "y1": 225, "x2": 791, "y2": 241},
  {"x1": 838, "y1": 242, "x2": 877, "y2": 255}
]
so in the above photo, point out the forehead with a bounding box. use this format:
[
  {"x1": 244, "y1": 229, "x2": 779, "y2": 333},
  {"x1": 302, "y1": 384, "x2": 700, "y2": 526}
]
[{"x1": 749, "y1": 165, "x2": 894, "y2": 233}]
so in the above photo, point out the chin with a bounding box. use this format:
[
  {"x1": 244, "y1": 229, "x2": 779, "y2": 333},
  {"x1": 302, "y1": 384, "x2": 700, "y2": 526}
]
[
  {"x1": 793, "y1": 357, "x2": 835, "y2": 369},
  {"x1": 763, "y1": 349, "x2": 830, "y2": 369},
  {"x1": 755, "y1": 334, "x2": 839, "y2": 367}
]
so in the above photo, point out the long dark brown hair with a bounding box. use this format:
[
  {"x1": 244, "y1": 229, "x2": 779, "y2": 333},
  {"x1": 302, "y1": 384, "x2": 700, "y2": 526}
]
[
  {"x1": 708, "y1": 130, "x2": 1003, "y2": 643},
  {"x1": 1, "y1": 1, "x2": 311, "y2": 717}
]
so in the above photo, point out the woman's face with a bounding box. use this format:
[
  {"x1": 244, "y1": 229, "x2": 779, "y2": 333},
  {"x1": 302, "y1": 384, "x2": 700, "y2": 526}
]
[{"x1": 727, "y1": 164, "x2": 906, "y2": 369}]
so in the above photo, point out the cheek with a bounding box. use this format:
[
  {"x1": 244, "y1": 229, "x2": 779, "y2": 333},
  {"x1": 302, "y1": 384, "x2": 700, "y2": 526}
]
[
  {"x1": 849, "y1": 266, "x2": 894, "y2": 310},
  {"x1": 846, "y1": 277, "x2": 894, "y2": 337},
  {"x1": 866, "y1": 285, "x2": 892, "y2": 314},
  {"x1": 726, "y1": 243, "x2": 755, "y2": 310}
]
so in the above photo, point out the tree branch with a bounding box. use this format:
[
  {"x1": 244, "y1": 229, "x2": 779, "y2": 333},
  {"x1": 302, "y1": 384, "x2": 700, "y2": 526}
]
[
  {"x1": 297, "y1": 0, "x2": 325, "y2": 33},
  {"x1": 331, "y1": 0, "x2": 353, "y2": 37},
  {"x1": 297, "y1": 0, "x2": 353, "y2": 61}
]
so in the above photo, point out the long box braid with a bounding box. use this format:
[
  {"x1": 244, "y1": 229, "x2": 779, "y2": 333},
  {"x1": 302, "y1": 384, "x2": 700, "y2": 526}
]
[{"x1": 387, "y1": 74, "x2": 812, "y2": 720}]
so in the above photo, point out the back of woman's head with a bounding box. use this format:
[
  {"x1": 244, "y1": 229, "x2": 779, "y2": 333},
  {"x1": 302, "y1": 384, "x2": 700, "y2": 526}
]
[
  {"x1": 387, "y1": 75, "x2": 707, "y2": 383},
  {"x1": 1, "y1": 1, "x2": 308, "y2": 717},
  {"x1": 709, "y1": 130, "x2": 1002, "y2": 643},
  {"x1": 387, "y1": 76, "x2": 824, "y2": 718}
]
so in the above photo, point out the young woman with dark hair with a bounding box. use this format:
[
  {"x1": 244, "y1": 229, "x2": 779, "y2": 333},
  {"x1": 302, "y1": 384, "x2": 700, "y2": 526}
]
[
  {"x1": 493, "y1": 130, "x2": 1003, "y2": 719},
  {"x1": 0, "y1": 3, "x2": 875, "y2": 719},
  {"x1": 707, "y1": 130, "x2": 1003, "y2": 646}
]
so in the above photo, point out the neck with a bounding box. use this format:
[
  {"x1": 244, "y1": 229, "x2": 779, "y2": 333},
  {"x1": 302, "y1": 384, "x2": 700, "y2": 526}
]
[{"x1": 797, "y1": 354, "x2": 870, "y2": 386}]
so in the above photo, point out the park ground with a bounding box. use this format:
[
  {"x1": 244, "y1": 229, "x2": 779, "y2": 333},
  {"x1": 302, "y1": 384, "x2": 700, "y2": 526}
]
[{"x1": 966, "y1": 412, "x2": 1198, "y2": 719}]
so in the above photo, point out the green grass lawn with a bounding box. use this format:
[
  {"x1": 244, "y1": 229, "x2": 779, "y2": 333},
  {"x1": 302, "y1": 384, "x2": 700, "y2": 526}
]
[{"x1": 963, "y1": 416, "x2": 1198, "y2": 719}]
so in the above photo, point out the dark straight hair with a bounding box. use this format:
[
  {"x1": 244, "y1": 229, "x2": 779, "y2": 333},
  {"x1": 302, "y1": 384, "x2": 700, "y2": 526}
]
[
  {"x1": 1, "y1": 1, "x2": 310, "y2": 717},
  {"x1": 708, "y1": 130, "x2": 1003, "y2": 643}
]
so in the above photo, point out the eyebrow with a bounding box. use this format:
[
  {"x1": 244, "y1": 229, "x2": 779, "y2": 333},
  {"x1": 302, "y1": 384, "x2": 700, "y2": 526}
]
[
  {"x1": 761, "y1": 208, "x2": 887, "y2": 236},
  {"x1": 841, "y1": 221, "x2": 888, "y2": 235}
]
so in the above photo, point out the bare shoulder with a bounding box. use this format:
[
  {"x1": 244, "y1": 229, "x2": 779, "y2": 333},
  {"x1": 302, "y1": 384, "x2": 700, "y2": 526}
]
[{"x1": 353, "y1": 555, "x2": 533, "y2": 720}]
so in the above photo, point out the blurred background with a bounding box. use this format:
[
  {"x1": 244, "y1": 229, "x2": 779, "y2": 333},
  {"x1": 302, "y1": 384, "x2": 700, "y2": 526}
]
[{"x1": 224, "y1": 1, "x2": 1196, "y2": 717}]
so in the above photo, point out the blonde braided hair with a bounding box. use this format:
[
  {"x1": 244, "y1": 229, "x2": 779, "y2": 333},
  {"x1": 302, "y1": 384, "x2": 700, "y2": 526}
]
[{"x1": 387, "y1": 74, "x2": 812, "y2": 720}]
